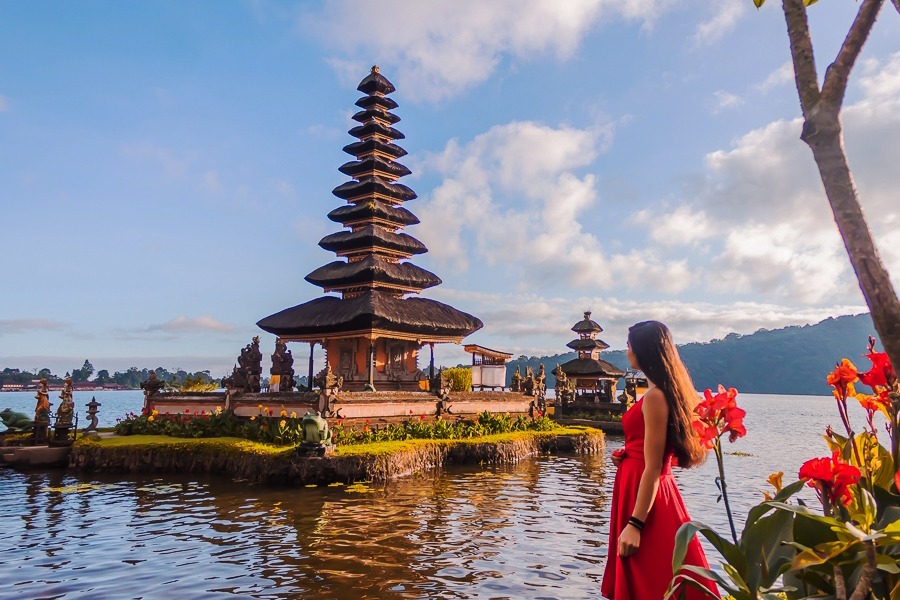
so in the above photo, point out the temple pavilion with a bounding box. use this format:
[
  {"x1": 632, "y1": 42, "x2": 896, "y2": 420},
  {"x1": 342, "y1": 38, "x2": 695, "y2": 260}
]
[
  {"x1": 257, "y1": 67, "x2": 482, "y2": 391},
  {"x1": 558, "y1": 312, "x2": 624, "y2": 402}
]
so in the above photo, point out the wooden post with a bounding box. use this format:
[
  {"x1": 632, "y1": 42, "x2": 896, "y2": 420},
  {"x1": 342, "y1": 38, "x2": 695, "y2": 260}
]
[
  {"x1": 308, "y1": 342, "x2": 314, "y2": 392},
  {"x1": 368, "y1": 341, "x2": 375, "y2": 387},
  {"x1": 429, "y1": 342, "x2": 435, "y2": 380}
]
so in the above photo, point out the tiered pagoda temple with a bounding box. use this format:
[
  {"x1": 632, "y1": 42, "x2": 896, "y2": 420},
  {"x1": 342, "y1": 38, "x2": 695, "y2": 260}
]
[
  {"x1": 559, "y1": 312, "x2": 624, "y2": 401},
  {"x1": 257, "y1": 67, "x2": 482, "y2": 391}
]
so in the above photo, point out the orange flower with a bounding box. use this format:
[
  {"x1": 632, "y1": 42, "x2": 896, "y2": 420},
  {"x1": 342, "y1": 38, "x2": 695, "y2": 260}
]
[{"x1": 827, "y1": 359, "x2": 858, "y2": 389}]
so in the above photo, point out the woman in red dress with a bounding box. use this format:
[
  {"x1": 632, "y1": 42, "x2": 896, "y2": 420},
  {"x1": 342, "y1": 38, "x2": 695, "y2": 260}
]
[{"x1": 601, "y1": 321, "x2": 718, "y2": 600}]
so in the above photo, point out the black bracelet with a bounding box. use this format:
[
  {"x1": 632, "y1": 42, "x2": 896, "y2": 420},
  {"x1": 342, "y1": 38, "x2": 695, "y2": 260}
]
[{"x1": 628, "y1": 516, "x2": 645, "y2": 531}]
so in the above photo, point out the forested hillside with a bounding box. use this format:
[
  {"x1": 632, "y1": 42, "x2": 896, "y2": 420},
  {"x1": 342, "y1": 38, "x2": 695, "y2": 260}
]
[{"x1": 503, "y1": 313, "x2": 880, "y2": 396}]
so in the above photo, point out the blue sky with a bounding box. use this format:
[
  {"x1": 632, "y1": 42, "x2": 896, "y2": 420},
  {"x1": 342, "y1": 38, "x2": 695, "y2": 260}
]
[{"x1": 2, "y1": 0, "x2": 899, "y2": 377}]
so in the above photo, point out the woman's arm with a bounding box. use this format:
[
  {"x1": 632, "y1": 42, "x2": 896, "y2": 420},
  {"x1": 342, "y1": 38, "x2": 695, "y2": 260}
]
[{"x1": 618, "y1": 387, "x2": 668, "y2": 557}]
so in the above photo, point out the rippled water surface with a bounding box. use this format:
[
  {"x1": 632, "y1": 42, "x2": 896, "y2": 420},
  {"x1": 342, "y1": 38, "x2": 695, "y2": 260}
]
[{"x1": 0, "y1": 393, "x2": 875, "y2": 599}]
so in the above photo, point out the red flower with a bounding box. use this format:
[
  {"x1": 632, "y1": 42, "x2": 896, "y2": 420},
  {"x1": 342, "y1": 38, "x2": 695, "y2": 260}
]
[
  {"x1": 201, "y1": 410, "x2": 205, "y2": 415},
  {"x1": 693, "y1": 385, "x2": 746, "y2": 446},
  {"x1": 799, "y1": 449, "x2": 861, "y2": 507},
  {"x1": 895, "y1": 470, "x2": 900, "y2": 493},
  {"x1": 421, "y1": 415, "x2": 426, "y2": 420},
  {"x1": 692, "y1": 421, "x2": 719, "y2": 449},
  {"x1": 365, "y1": 419, "x2": 370, "y2": 424},
  {"x1": 410, "y1": 409, "x2": 414, "y2": 414},
  {"x1": 268, "y1": 410, "x2": 273, "y2": 416},
  {"x1": 858, "y1": 352, "x2": 895, "y2": 389}
]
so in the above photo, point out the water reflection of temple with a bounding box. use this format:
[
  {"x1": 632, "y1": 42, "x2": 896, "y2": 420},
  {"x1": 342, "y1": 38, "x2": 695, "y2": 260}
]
[{"x1": 257, "y1": 67, "x2": 482, "y2": 392}]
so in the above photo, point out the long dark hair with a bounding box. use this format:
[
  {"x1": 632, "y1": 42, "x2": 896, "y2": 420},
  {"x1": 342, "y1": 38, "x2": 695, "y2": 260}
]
[{"x1": 628, "y1": 321, "x2": 706, "y2": 468}]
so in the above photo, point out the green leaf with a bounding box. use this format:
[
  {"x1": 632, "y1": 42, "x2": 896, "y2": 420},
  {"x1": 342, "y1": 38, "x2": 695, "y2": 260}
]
[
  {"x1": 742, "y1": 507, "x2": 795, "y2": 590},
  {"x1": 875, "y1": 554, "x2": 900, "y2": 574},
  {"x1": 673, "y1": 521, "x2": 748, "y2": 577},
  {"x1": 790, "y1": 540, "x2": 857, "y2": 570}
]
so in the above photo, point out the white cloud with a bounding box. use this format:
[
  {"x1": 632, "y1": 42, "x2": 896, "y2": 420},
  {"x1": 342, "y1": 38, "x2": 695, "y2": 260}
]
[
  {"x1": 305, "y1": 0, "x2": 674, "y2": 101},
  {"x1": 147, "y1": 316, "x2": 237, "y2": 334},
  {"x1": 710, "y1": 90, "x2": 744, "y2": 112},
  {"x1": 430, "y1": 287, "x2": 868, "y2": 358},
  {"x1": 647, "y1": 52, "x2": 900, "y2": 304},
  {"x1": 692, "y1": 0, "x2": 746, "y2": 47},
  {"x1": 755, "y1": 61, "x2": 793, "y2": 94},
  {"x1": 0, "y1": 319, "x2": 67, "y2": 335},
  {"x1": 417, "y1": 120, "x2": 697, "y2": 293},
  {"x1": 0, "y1": 93, "x2": 8, "y2": 112}
]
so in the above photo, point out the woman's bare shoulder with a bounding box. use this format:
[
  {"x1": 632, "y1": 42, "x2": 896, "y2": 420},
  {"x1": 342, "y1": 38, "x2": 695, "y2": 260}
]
[{"x1": 641, "y1": 387, "x2": 668, "y2": 416}]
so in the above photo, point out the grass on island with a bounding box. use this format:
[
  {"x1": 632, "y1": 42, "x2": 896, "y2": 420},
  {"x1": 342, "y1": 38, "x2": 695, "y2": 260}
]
[{"x1": 75, "y1": 426, "x2": 601, "y2": 457}]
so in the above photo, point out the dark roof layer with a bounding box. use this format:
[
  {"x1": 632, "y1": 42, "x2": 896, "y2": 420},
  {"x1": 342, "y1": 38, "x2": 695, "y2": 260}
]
[
  {"x1": 318, "y1": 225, "x2": 427, "y2": 255},
  {"x1": 333, "y1": 176, "x2": 417, "y2": 202},
  {"x1": 348, "y1": 122, "x2": 405, "y2": 141},
  {"x1": 339, "y1": 157, "x2": 411, "y2": 179},
  {"x1": 572, "y1": 312, "x2": 603, "y2": 334},
  {"x1": 566, "y1": 338, "x2": 610, "y2": 351},
  {"x1": 559, "y1": 357, "x2": 625, "y2": 378},
  {"x1": 327, "y1": 201, "x2": 419, "y2": 227},
  {"x1": 355, "y1": 95, "x2": 398, "y2": 111},
  {"x1": 305, "y1": 256, "x2": 441, "y2": 290},
  {"x1": 343, "y1": 139, "x2": 407, "y2": 159},
  {"x1": 257, "y1": 291, "x2": 482, "y2": 338},
  {"x1": 352, "y1": 109, "x2": 400, "y2": 125},
  {"x1": 357, "y1": 70, "x2": 396, "y2": 95}
]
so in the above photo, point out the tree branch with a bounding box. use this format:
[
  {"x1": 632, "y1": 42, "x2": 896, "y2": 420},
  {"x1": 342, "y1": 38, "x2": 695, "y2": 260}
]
[
  {"x1": 782, "y1": 0, "x2": 821, "y2": 116},
  {"x1": 847, "y1": 541, "x2": 877, "y2": 600},
  {"x1": 821, "y1": 0, "x2": 885, "y2": 108},
  {"x1": 892, "y1": 0, "x2": 900, "y2": 17}
]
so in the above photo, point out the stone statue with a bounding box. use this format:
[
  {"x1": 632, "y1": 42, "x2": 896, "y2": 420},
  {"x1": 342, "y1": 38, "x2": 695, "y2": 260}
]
[
  {"x1": 552, "y1": 363, "x2": 575, "y2": 405},
  {"x1": 300, "y1": 411, "x2": 333, "y2": 445},
  {"x1": 523, "y1": 367, "x2": 535, "y2": 397},
  {"x1": 55, "y1": 377, "x2": 75, "y2": 427},
  {"x1": 313, "y1": 363, "x2": 343, "y2": 393},
  {"x1": 83, "y1": 397, "x2": 101, "y2": 434},
  {"x1": 510, "y1": 366, "x2": 523, "y2": 393},
  {"x1": 34, "y1": 378, "x2": 51, "y2": 423},
  {"x1": 430, "y1": 367, "x2": 451, "y2": 399},
  {"x1": 535, "y1": 364, "x2": 546, "y2": 399},
  {"x1": 293, "y1": 411, "x2": 334, "y2": 457},
  {"x1": 224, "y1": 337, "x2": 263, "y2": 393},
  {"x1": 245, "y1": 336, "x2": 262, "y2": 393},
  {"x1": 269, "y1": 338, "x2": 296, "y2": 392},
  {"x1": 141, "y1": 371, "x2": 165, "y2": 411},
  {"x1": 0, "y1": 409, "x2": 33, "y2": 432}
]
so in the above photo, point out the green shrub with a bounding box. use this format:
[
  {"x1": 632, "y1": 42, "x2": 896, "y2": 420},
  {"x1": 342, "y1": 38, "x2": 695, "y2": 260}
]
[{"x1": 443, "y1": 367, "x2": 471, "y2": 391}]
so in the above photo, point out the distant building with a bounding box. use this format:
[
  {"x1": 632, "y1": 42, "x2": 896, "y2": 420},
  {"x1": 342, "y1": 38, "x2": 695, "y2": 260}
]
[{"x1": 0, "y1": 380, "x2": 25, "y2": 391}]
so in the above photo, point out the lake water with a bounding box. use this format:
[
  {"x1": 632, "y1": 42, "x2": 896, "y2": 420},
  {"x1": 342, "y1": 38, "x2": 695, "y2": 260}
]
[{"x1": 0, "y1": 393, "x2": 884, "y2": 599}]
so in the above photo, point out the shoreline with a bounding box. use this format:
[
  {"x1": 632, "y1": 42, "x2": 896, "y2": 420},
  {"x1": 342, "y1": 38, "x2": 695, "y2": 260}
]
[{"x1": 68, "y1": 428, "x2": 605, "y2": 485}]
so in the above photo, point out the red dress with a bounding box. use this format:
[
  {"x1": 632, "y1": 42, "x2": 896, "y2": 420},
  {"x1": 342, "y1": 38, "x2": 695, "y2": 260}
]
[{"x1": 601, "y1": 398, "x2": 719, "y2": 600}]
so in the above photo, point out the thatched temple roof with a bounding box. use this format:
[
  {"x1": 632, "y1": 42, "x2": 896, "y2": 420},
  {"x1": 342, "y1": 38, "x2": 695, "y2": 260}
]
[
  {"x1": 566, "y1": 338, "x2": 610, "y2": 351},
  {"x1": 257, "y1": 291, "x2": 482, "y2": 339},
  {"x1": 559, "y1": 357, "x2": 624, "y2": 378}
]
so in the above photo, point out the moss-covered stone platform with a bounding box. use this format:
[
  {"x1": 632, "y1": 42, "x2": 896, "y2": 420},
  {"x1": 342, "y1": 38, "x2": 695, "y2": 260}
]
[{"x1": 69, "y1": 427, "x2": 604, "y2": 486}]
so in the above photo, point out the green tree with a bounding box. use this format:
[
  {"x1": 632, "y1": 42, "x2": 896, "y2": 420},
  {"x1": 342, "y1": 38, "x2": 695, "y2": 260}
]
[
  {"x1": 72, "y1": 359, "x2": 94, "y2": 382},
  {"x1": 95, "y1": 369, "x2": 110, "y2": 384}
]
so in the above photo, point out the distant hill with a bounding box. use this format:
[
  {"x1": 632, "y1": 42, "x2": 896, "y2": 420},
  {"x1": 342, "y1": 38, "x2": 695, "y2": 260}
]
[{"x1": 504, "y1": 313, "x2": 881, "y2": 396}]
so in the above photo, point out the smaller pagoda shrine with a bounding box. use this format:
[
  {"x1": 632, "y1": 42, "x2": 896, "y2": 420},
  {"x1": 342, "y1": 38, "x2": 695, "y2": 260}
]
[{"x1": 558, "y1": 312, "x2": 624, "y2": 402}]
